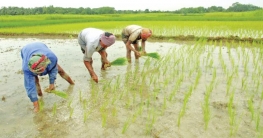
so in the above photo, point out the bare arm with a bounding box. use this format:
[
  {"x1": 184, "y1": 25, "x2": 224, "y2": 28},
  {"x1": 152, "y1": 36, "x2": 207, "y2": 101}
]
[
  {"x1": 141, "y1": 40, "x2": 146, "y2": 52},
  {"x1": 99, "y1": 50, "x2": 109, "y2": 64},
  {"x1": 57, "y1": 64, "x2": 75, "y2": 85},
  {"x1": 125, "y1": 41, "x2": 140, "y2": 56},
  {"x1": 84, "y1": 60, "x2": 98, "y2": 83}
]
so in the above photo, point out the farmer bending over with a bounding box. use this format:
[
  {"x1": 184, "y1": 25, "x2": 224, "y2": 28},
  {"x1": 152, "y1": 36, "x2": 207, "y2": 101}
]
[
  {"x1": 78, "y1": 28, "x2": 116, "y2": 83},
  {"x1": 121, "y1": 25, "x2": 152, "y2": 63},
  {"x1": 21, "y1": 42, "x2": 75, "y2": 112}
]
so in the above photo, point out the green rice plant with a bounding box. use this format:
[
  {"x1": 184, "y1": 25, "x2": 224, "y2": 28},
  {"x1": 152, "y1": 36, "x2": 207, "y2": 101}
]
[
  {"x1": 256, "y1": 111, "x2": 261, "y2": 131},
  {"x1": 177, "y1": 86, "x2": 193, "y2": 127},
  {"x1": 50, "y1": 90, "x2": 68, "y2": 99},
  {"x1": 241, "y1": 77, "x2": 247, "y2": 90},
  {"x1": 161, "y1": 97, "x2": 167, "y2": 115},
  {"x1": 111, "y1": 57, "x2": 127, "y2": 65},
  {"x1": 125, "y1": 95, "x2": 131, "y2": 109},
  {"x1": 146, "y1": 96, "x2": 150, "y2": 109},
  {"x1": 248, "y1": 96, "x2": 255, "y2": 120},
  {"x1": 145, "y1": 111, "x2": 156, "y2": 135},
  {"x1": 39, "y1": 98, "x2": 44, "y2": 112},
  {"x1": 228, "y1": 91, "x2": 235, "y2": 126},
  {"x1": 132, "y1": 104, "x2": 144, "y2": 123},
  {"x1": 69, "y1": 107, "x2": 74, "y2": 118},
  {"x1": 101, "y1": 111, "x2": 107, "y2": 127},
  {"x1": 111, "y1": 93, "x2": 118, "y2": 105},
  {"x1": 122, "y1": 116, "x2": 132, "y2": 134},
  {"x1": 84, "y1": 111, "x2": 88, "y2": 123},
  {"x1": 202, "y1": 83, "x2": 213, "y2": 130},
  {"x1": 83, "y1": 99, "x2": 87, "y2": 109},
  {"x1": 177, "y1": 109, "x2": 184, "y2": 127},
  {"x1": 53, "y1": 103, "x2": 57, "y2": 116},
  {"x1": 193, "y1": 70, "x2": 202, "y2": 90},
  {"x1": 143, "y1": 52, "x2": 161, "y2": 59},
  {"x1": 202, "y1": 100, "x2": 210, "y2": 130},
  {"x1": 67, "y1": 98, "x2": 73, "y2": 108},
  {"x1": 168, "y1": 85, "x2": 179, "y2": 101},
  {"x1": 110, "y1": 107, "x2": 117, "y2": 117},
  {"x1": 226, "y1": 73, "x2": 234, "y2": 95}
]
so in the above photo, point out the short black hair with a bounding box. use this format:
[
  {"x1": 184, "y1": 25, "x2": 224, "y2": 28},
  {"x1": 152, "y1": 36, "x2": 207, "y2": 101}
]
[{"x1": 104, "y1": 32, "x2": 113, "y2": 37}]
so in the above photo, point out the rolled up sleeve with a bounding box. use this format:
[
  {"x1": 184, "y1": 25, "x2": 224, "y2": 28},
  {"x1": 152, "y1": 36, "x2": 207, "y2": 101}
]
[{"x1": 24, "y1": 72, "x2": 38, "y2": 102}]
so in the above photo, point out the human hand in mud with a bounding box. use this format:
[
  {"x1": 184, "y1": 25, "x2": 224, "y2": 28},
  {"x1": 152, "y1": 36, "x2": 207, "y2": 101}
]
[
  {"x1": 102, "y1": 62, "x2": 111, "y2": 70},
  {"x1": 140, "y1": 51, "x2": 147, "y2": 56},
  {"x1": 44, "y1": 84, "x2": 55, "y2": 92},
  {"x1": 33, "y1": 101, "x2": 39, "y2": 113},
  {"x1": 135, "y1": 51, "x2": 141, "y2": 57},
  {"x1": 91, "y1": 73, "x2": 98, "y2": 83}
]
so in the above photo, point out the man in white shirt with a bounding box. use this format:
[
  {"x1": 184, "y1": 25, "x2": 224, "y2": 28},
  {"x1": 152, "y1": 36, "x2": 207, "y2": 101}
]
[{"x1": 78, "y1": 28, "x2": 116, "y2": 83}]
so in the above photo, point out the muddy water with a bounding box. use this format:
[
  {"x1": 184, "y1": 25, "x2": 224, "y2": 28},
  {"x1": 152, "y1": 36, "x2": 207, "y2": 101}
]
[{"x1": 0, "y1": 38, "x2": 262, "y2": 138}]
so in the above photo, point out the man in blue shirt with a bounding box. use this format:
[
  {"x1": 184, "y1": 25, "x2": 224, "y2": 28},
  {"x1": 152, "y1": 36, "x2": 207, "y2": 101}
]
[{"x1": 21, "y1": 42, "x2": 74, "y2": 112}]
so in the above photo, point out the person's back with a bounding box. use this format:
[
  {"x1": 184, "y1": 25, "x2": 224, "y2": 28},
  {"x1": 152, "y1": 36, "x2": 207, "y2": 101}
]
[
  {"x1": 21, "y1": 42, "x2": 57, "y2": 76},
  {"x1": 79, "y1": 28, "x2": 104, "y2": 46},
  {"x1": 122, "y1": 25, "x2": 142, "y2": 41}
]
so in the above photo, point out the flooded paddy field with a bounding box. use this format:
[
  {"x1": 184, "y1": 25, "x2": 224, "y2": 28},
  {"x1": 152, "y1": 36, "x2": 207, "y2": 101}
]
[{"x1": 0, "y1": 38, "x2": 263, "y2": 138}]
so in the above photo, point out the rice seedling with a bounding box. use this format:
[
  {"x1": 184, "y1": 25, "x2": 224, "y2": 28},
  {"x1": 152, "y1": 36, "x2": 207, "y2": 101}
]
[
  {"x1": 39, "y1": 98, "x2": 44, "y2": 112},
  {"x1": 46, "y1": 89, "x2": 68, "y2": 99},
  {"x1": 168, "y1": 85, "x2": 179, "y2": 101},
  {"x1": 53, "y1": 103, "x2": 57, "y2": 116},
  {"x1": 202, "y1": 83, "x2": 214, "y2": 130},
  {"x1": 83, "y1": 111, "x2": 88, "y2": 123},
  {"x1": 228, "y1": 90, "x2": 235, "y2": 126},
  {"x1": 256, "y1": 111, "x2": 261, "y2": 131},
  {"x1": 248, "y1": 96, "x2": 255, "y2": 120},
  {"x1": 194, "y1": 70, "x2": 202, "y2": 89},
  {"x1": 83, "y1": 99, "x2": 87, "y2": 109},
  {"x1": 69, "y1": 107, "x2": 74, "y2": 118},
  {"x1": 202, "y1": 99, "x2": 210, "y2": 130},
  {"x1": 111, "y1": 57, "x2": 127, "y2": 65},
  {"x1": 161, "y1": 97, "x2": 167, "y2": 115},
  {"x1": 51, "y1": 91, "x2": 67, "y2": 99},
  {"x1": 142, "y1": 52, "x2": 161, "y2": 59},
  {"x1": 67, "y1": 98, "x2": 73, "y2": 108},
  {"x1": 145, "y1": 108, "x2": 157, "y2": 134},
  {"x1": 177, "y1": 109, "x2": 184, "y2": 127},
  {"x1": 177, "y1": 86, "x2": 193, "y2": 127},
  {"x1": 101, "y1": 111, "x2": 107, "y2": 127},
  {"x1": 122, "y1": 116, "x2": 132, "y2": 134},
  {"x1": 226, "y1": 73, "x2": 234, "y2": 95}
]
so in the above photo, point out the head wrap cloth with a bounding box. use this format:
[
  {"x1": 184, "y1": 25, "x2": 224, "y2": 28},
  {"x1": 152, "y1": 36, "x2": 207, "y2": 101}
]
[
  {"x1": 28, "y1": 54, "x2": 51, "y2": 74},
  {"x1": 100, "y1": 32, "x2": 116, "y2": 46}
]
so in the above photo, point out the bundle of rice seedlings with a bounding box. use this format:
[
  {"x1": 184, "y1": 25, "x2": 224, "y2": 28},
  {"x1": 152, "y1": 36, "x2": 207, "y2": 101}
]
[
  {"x1": 111, "y1": 57, "x2": 128, "y2": 65},
  {"x1": 140, "y1": 52, "x2": 160, "y2": 59},
  {"x1": 145, "y1": 52, "x2": 160, "y2": 59},
  {"x1": 51, "y1": 90, "x2": 68, "y2": 99},
  {"x1": 45, "y1": 88, "x2": 68, "y2": 99},
  {"x1": 138, "y1": 46, "x2": 160, "y2": 59}
]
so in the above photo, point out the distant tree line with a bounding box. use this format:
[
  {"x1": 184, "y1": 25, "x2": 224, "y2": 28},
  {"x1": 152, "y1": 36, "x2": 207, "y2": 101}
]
[{"x1": 0, "y1": 2, "x2": 261, "y2": 15}]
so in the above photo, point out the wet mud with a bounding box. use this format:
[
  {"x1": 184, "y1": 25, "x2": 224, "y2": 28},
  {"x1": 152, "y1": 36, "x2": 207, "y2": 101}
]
[{"x1": 0, "y1": 37, "x2": 262, "y2": 138}]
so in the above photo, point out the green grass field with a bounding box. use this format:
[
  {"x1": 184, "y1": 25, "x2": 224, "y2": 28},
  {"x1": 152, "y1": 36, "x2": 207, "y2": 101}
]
[{"x1": 0, "y1": 10, "x2": 263, "y2": 40}]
